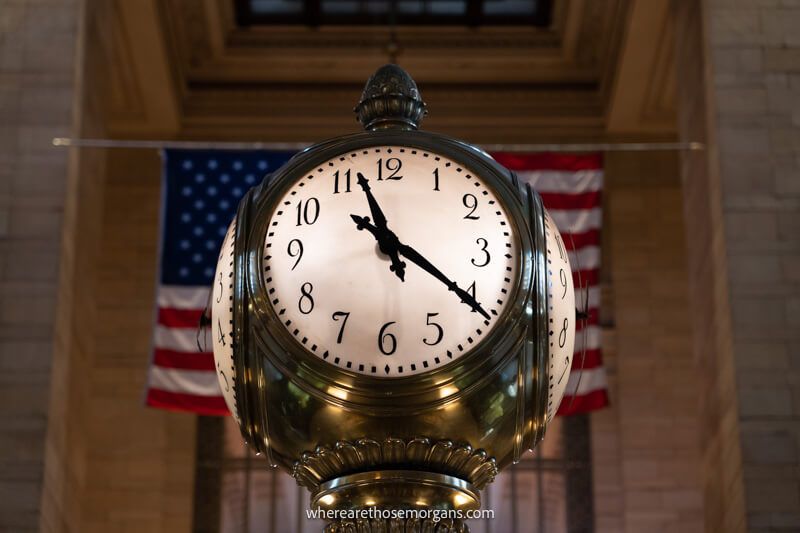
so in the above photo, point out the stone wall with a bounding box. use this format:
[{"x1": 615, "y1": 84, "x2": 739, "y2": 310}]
[
  {"x1": 673, "y1": 0, "x2": 800, "y2": 530},
  {"x1": 591, "y1": 151, "x2": 704, "y2": 533},
  {"x1": 0, "y1": 0, "x2": 80, "y2": 530},
  {"x1": 710, "y1": 1, "x2": 800, "y2": 530}
]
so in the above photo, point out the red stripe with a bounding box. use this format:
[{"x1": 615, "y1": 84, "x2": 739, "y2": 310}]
[
  {"x1": 490, "y1": 152, "x2": 603, "y2": 172},
  {"x1": 158, "y1": 307, "x2": 205, "y2": 328},
  {"x1": 573, "y1": 268, "x2": 599, "y2": 286},
  {"x1": 146, "y1": 388, "x2": 230, "y2": 416},
  {"x1": 561, "y1": 229, "x2": 600, "y2": 250},
  {"x1": 153, "y1": 348, "x2": 215, "y2": 371},
  {"x1": 540, "y1": 190, "x2": 601, "y2": 210},
  {"x1": 557, "y1": 389, "x2": 609, "y2": 416},
  {"x1": 570, "y1": 348, "x2": 602, "y2": 370}
]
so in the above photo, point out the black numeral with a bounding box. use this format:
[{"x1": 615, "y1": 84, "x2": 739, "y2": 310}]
[
  {"x1": 333, "y1": 169, "x2": 351, "y2": 194},
  {"x1": 423, "y1": 313, "x2": 444, "y2": 346},
  {"x1": 432, "y1": 168, "x2": 440, "y2": 191},
  {"x1": 295, "y1": 198, "x2": 320, "y2": 226},
  {"x1": 559, "y1": 268, "x2": 567, "y2": 299},
  {"x1": 471, "y1": 238, "x2": 491, "y2": 267},
  {"x1": 376, "y1": 157, "x2": 402, "y2": 181},
  {"x1": 217, "y1": 318, "x2": 225, "y2": 346},
  {"x1": 558, "y1": 317, "x2": 568, "y2": 348},
  {"x1": 216, "y1": 272, "x2": 223, "y2": 303},
  {"x1": 332, "y1": 311, "x2": 350, "y2": 344},
  {"x1": 287, "y1": 239, "x2": 303, "y2": 270},
  {"x1": 462, "y1": 193, "x2": 479, "y2": 220},
  {"x1": 378, "y1": 321, "x2": 397, "y2": 355},
  {"x1": 555, "y1": 232, "x2": 566, "y2": 261},
  {"x1": 298, "y1": 282, "x2": 314, "y2": 314},
  {"x1": 466, "y1": 281, "x2": 477, "y2": 313}
]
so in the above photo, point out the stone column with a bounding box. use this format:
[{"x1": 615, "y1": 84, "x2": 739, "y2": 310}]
[
  {"x1": 0, "y1": 1, "x2": 81, "y2": 530},
  {"x1": 673, "y1": 0, "x2": 800, "y2": 530}
]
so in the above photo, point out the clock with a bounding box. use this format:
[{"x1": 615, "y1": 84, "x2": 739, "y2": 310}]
[
  {"x1": 209, "y1": 65, "x2": 576, "y2": 520},
  {"x1": 261, "y1": 146, "x2": 519, "y2": 378}
]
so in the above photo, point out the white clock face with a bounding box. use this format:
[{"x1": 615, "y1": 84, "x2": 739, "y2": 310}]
[
  {"x1": 261, "y1": 146, "x2": 519, "y2": 377},
  {"x1": 211, "y1": 217, "x2": 240, "y2": 424},
  {"x1": 544, "y1": 210, "x2": 575, "y2": 421}
]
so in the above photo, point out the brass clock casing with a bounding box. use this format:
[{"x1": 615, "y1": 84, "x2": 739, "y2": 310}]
[{"x1": 224, "y1": 66, "x2": 553, "y2": 520}]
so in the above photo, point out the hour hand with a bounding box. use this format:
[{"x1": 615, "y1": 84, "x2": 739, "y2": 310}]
[{"x1": 349, "y1": 214, "x2": 406, "y2": 281}]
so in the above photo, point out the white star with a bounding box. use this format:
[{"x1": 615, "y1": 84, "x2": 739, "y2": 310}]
[
  {"x1": 207, "y1": 213, "x2": 217, "y2": 223},
  {"x1": 192, "y1": 253, "x2": 203, "y2": 263},
  {"x1": 195, "y1": 173, "x2": 206, "y2": 183},
  {"x1": 257, "y1": 160, "x2": 268, "y2": 170},
  {"x1": 194, "y1": 227, "x2": 204, "y2": 236},
  {"x1": 233, "y1": 161, "x2": 243, "y2": 171},
  {"x1": 208, "y1": 186, "x2": 218, "y2": 196},
  {"x1": 194, "y1": 200, "x2": 205, "y2": 210},
  {"x1": 204, "y1": 267, "x2": 214, "y2": 277},
  {"x1": 182, "y1": 160, "x2": 193, "y2": 170},
  {"x1": 220, "y1": 173, "x2": 230, "y2": 184},
  {"x1": 208, "y1": 159, "x2": 218, "y2": 169},
  {"x1": 179, "y1": 267, "x2": 189, "y2": 277},
  {"x1": 180, "y1": 240, "x2": 190, "y2": 249},
  {"x1": 181, "y1": 213, "x2": 191, "y2": 223},
  {"x1": 245, "y1": 174, "x2": 255, "y2": 185},
  {"x1": 182, "y1": 186, "x2": 192, "y2": 196}
]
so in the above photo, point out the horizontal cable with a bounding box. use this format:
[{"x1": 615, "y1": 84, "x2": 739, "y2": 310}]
[{"x1": 52, "y1": 137, "x2": 705, "y2": 153}]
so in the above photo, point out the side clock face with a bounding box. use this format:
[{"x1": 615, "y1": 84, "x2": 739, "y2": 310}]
[
  {"x1": 262, "y1": 146, "x2": 520, "y2": 377},
  {"x1": 211, "y1": 217, "x2": 240, "y2": 424},
  {"x1": 543, "y1": 211, "x2": 575, "y2": 421}
]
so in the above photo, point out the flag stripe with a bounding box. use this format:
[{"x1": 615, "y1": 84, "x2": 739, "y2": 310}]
[
  {"x1": 146, "y1": 388, "x2": 230, "y2": 415},
  {"x1": 557, "y1": 389, "x2": 609, "y2": 416},
  {"x1": 538, "y1": 190, "x2": 601, "y2": 210},
  {"x1": 158, "y1": 285, "x2": 211, "y2": 309},
  {"x1": 153, "y1": 348, "x2": 216, "y2": 371},
  {"x1": 548, "y1": 207, "x2": 602, "y2": 233},
  {"x1": 561, "y1": 228, "x2": 600, "y2": 250},
  {"x1": 149, "y1": 365, "x2": 221, "y2": 396},
  {"x1": 517, "y1": 170, "x2": 603, "y2": 193},
  {"x1": 491, "y1": 153, "x2": 603, "y2": 172},
  {"x1": 565, "y1": 365, "x2": 608, "y2": 396},
  {"x1": 158, "y1": 308, "x2": 205, "y2": 329},
  {"x1": 154, "y1": 325, "x2": 203, "y2": 353}
]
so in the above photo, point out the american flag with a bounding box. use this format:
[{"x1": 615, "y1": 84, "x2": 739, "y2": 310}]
[{"x1": 145, "y1": 149, "x2": 608, "y2": 416}]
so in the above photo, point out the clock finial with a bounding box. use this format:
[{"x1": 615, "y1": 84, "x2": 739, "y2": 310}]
[{"x1": 355, "y1": 64, "x2": 427, "y2": 131}]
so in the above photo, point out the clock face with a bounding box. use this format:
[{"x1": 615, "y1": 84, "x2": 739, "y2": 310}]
[
  {"x1": 261, "y1": 146, "x2": 520, "y2": 377},
  {"x1": 543, "y1": 210, "x2": 575, "y2": 421},
  {"x1": 211, "y1": 217, "x2": 240, "y2": 424}
]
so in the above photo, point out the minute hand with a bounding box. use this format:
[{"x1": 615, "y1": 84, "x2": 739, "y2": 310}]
[{"x1": 396, "y1": 241, "x2": 491, "y2": 320}]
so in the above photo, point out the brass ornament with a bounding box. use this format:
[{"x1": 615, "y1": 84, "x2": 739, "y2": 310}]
[
  {"x1": 325, "y1": 516, "x2": 468, "y2": 533},
  {"x1": 354, "y1": 64, "x2": 427, "y2": 131},
  {"x1": 293, "y1": 436, "x2": 498, "y2": 492}
]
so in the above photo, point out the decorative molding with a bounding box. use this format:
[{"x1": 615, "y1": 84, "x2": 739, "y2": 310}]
[
  {"x1": 324, "y1": 517, "x2": 468, "y2": 532},
  {"x1": 292, "y1": 438, "x2": 499, "y2": 491}
]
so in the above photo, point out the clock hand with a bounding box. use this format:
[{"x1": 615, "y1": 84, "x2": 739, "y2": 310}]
[
  {"x1": 353, "y1": 173, "x2": 406, "y2": 281},
  {"x1": 349, "y1": 214, "x2": 407, "y2": 281},
  {"x1": 395, "y1": 241, "x2": 491, "y2": 320}
]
